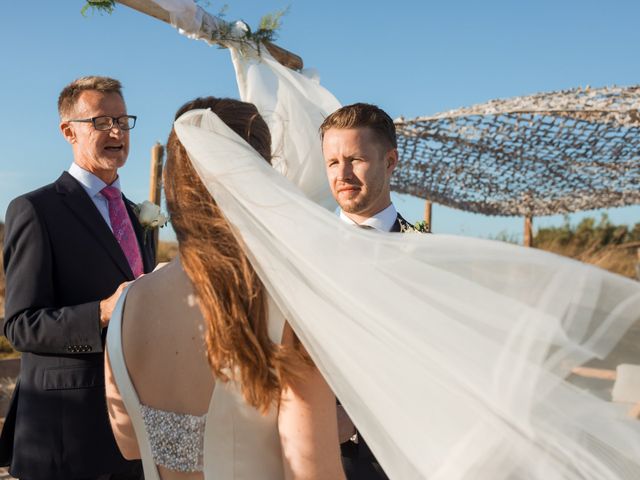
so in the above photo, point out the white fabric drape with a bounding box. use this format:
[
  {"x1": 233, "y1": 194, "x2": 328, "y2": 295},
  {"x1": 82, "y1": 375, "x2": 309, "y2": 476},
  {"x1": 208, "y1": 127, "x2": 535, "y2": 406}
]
[{"x1": 229, "y1": 47, "x2": 340, "y2": 210}]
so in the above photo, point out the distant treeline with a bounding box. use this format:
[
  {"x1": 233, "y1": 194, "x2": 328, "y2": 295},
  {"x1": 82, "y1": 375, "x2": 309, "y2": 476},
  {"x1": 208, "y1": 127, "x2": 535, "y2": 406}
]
[
  {"x1": 533, "y1": 215, "x2": 639, "y2": 279},
  {"x1": 535, "y1": 214, "x2": 640, "y2": 250}
]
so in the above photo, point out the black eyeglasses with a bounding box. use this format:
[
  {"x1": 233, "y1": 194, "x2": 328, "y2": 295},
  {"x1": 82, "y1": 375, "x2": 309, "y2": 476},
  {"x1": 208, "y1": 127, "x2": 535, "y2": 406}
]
[{"x1": 67, "y1": 115, "x2": 137, "y2": 131}]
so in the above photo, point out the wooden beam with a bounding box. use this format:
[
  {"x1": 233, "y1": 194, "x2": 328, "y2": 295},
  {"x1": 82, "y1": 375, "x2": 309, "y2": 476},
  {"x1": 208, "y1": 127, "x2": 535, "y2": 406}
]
[
  {"x1": 571, "y1": 367, "x2": 616, "y2": 381},
  {"x1": 115, "y1": 0, "x2": 303, "y2": 70},
  {"x1": 149, "y1": 142, "x2": 164, "y2": 255},
  {"x1": 149, "y1": 142, "x2": 164, "y2": 205},
  {"x1": 423, "y1": 200, "x2": 432, "y2": 232},
  {"x1": 523, "y1": 215, "x2": 533, "y2": 247}
]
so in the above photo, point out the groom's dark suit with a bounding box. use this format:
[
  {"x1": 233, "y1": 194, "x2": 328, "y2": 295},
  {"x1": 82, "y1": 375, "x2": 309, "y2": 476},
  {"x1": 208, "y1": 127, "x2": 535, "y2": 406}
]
[{"x1": 0, "y1": 171, "x2": 155, "y2": 480}]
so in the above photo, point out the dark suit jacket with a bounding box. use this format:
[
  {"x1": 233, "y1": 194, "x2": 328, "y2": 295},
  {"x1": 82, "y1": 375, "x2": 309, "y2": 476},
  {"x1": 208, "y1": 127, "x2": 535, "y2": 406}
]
[
  {"x1": 0, "y1": 171, "x2": 155, "y2": 480},
  {"x1": 391, "y1": 212, "x2": 415, "y2": 233}
]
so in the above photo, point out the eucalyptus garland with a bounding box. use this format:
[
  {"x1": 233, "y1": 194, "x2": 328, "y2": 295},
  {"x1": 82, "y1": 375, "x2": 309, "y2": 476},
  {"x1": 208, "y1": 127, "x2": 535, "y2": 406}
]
[
  {"x1": 211, "y1": 6, "x2": 289, "y2": 49},
  {"x1": 81, "y1": 0, "x2": 116, "y2": 16},
  {"x1": 80, "y1": 0, "x2": 288, "y2": 51}
]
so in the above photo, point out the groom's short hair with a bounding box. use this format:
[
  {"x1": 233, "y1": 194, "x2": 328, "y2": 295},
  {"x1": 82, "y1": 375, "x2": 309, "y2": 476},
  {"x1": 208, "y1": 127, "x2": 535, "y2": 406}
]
[
  {"x1": 58, "y1": 76, "x2": 124, "y2": 118},
  {"x1": 319, "y1": 103, "x2": 397, "y2": 149}
]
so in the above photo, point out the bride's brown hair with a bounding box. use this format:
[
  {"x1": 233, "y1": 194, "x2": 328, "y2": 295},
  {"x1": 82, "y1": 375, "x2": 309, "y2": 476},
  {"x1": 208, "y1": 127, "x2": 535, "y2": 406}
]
[{"x1": 164, "y1": 97, "x2": 309, "y2": 413}]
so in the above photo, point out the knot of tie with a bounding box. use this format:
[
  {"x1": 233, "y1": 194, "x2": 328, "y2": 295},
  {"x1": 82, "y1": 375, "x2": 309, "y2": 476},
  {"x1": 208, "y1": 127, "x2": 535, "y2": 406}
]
[{"x1": 101, "y1": 185, "x2": 121, "y2": 202}]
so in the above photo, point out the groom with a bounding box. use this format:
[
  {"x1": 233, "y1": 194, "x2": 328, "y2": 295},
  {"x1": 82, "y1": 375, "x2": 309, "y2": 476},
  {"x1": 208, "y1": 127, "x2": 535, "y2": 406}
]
[
  {"x1": 321, "y1": 102, "x2": 416, "y2": 233},
  {"x1": 320, "y1": 102, "x2": 419, "y2": 480},
  {"x1": 0, "y1": 76, "x2": 155, "y2": 480}
]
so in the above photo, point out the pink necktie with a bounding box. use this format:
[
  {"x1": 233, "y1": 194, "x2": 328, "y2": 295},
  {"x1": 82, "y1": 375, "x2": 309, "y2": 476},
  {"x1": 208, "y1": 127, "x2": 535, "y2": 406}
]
[{"x1": 101, "y1": 185, "x2": 144, "y2": 278}]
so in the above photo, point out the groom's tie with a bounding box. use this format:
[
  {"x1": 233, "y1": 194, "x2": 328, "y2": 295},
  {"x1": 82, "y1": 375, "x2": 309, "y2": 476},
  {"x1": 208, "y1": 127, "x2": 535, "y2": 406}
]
[{"x1": 101, "y1": 185, "x2": 144, "y2": 278}]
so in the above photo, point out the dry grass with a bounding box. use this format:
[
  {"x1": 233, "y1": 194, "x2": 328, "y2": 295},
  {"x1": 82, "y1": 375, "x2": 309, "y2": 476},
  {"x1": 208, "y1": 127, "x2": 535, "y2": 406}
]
[
  {"x1": 0, "y1": 221, "x2": 4, "y2": 319},
  {"x1": 157, "y1": 240, "x2": 178, "y2": 263},
  {"x1": 534, "y1": 215, "x2": 640, "y2": 279},
  {"x1": 539, "y1": 241, "x2": 637, "y2": 278}
]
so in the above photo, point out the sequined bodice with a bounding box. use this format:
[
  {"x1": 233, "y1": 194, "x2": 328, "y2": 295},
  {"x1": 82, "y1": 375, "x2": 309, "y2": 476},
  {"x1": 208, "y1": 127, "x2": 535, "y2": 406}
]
[{"x1": 140, "y1": 404, "x2": 206, "y2": 473}]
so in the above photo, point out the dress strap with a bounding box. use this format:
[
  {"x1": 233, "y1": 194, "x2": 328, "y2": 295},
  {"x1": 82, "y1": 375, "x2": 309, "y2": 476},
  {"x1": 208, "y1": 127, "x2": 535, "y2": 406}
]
[
  {"x1": 266, "y1": 296, "x2": 286, "y2": 344},
  {"x1": 106, "y1": 285, "x2": 161, "y2": 480}
]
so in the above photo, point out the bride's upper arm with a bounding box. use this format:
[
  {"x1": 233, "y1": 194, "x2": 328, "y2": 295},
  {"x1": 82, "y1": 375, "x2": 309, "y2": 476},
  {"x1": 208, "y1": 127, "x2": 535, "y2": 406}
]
[
  {"x1": 278, "y1": 322, "x2": 346, "y2": 480},
  {"x1": 105, "y1": 347, "x2": 141, "y2": 460}
]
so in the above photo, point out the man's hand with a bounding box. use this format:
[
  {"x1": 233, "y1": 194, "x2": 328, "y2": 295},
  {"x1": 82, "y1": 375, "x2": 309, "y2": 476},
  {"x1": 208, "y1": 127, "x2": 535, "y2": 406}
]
[
  {"x1": 99, "y1": 281, "x2": 132, "y2": 328},
  {"x1": 337, "y1": 404, "x2": 357, "y2": 443}
]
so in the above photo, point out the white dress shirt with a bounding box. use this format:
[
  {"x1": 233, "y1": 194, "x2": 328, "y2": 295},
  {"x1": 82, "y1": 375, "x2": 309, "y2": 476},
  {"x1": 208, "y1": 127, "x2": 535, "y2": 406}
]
[
  {"x1": 68, "y1": 162, "x2": 121, "y2": 232},
  {"x1": 338, "y1": 203, "x2": 398, "y2": 232}
]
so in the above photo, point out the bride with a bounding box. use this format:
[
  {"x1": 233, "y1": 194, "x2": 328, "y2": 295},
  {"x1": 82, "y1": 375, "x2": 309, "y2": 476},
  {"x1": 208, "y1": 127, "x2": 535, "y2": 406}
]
[
  {"x1": 105, "y1": 41, "x2": 640, "y2": 479},
  {"x1": 105, "y1": 97, "x2": 346, "y2": 480}
]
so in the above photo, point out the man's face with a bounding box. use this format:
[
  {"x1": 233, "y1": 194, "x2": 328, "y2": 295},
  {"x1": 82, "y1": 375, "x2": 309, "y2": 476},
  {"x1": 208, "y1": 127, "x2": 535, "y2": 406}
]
[
  {"x1": 60, "y1": 90, "x2": 129, "y2": 183},
  {"x1": 323, "y1": 127, "x2": 398, "y2": 219}
]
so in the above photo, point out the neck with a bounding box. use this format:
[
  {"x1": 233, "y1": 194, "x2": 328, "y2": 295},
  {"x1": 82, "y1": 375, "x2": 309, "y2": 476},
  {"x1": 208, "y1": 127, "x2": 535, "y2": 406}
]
[
  {"x1": 343, "y1": 202, "x2": 392, "y2": 225},
  {"x1": 74, "y1": 161, "x2": 118, "y2": 185}
]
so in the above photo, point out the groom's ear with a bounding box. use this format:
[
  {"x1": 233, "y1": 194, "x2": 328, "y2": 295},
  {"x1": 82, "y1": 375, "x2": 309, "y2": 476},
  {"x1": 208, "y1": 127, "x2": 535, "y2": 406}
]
[
  {"x1": 386, "y1": 148, "x2": 399, "y2": 172},
  {"x1": 60, "y1": 121, "x2": 76, "y2": 144}
]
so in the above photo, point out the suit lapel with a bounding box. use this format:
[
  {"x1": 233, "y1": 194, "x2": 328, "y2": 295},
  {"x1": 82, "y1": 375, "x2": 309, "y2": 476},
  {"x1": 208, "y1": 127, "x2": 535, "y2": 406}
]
[
  {"x1": 123, "y1": 196, "x2": 155, "y2": 273},
  {"x1": 55, "y1": 172, "x2": 134, "y2": 280},
  {"x1": 392, "y1": 213, "x2": 416, "y2": 233}
]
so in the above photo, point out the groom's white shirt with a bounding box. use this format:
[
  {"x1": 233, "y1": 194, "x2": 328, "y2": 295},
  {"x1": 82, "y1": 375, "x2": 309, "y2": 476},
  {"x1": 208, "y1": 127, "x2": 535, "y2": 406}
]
[
  {"x1": 339, "y1": 203, "x2": 398, "y2": 232},
  {"x1": 68, "y1": 162, "x2": 121, "y2": 232}
]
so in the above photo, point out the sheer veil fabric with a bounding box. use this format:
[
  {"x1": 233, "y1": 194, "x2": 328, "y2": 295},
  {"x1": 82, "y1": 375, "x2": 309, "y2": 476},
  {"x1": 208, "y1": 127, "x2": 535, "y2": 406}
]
[{"x1": 171, "y1": 46, "x2": 640, "y2": 480}]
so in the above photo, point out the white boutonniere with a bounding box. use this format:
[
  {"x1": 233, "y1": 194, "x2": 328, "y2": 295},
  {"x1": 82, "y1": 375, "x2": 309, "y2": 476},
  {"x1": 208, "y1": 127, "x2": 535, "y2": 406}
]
[{"x1": 133, "y1": 201, "x2": 168, "y2": 241}]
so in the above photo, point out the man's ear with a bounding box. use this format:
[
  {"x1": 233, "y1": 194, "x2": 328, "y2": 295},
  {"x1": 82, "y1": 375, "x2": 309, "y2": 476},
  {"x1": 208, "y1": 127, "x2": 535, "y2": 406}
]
[
  {"x1": 386, "y1": 148, "x2": 399, "y2": 172},
  {"x1": 60, "y1": 121, "x2": 76, "y2": 145}
]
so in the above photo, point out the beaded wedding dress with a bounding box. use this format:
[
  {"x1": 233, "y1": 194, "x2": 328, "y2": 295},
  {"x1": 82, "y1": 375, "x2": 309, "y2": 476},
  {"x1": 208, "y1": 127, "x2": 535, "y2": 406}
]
[{"x1": 107, "y1": 287, "x2": 287, "y2": 479}]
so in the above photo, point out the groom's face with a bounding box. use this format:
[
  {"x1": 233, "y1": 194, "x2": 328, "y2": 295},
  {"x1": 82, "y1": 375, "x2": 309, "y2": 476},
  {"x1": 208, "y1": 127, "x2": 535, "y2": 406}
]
[{"x1": 323, "y1": 127, "x2": 398, "y2": 218}]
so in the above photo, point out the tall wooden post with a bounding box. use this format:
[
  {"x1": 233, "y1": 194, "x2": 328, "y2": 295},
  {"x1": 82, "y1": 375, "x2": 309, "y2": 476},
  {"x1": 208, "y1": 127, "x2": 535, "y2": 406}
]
[
  {"x1": 424, "y1": 200, "x2": 432, "y2": 233},
  {"x1": 149, "y1": 142, "x2": 164, "y2": 255},
  {"x1": 523, "y1": 216, "x2": 533, "y2": 247}
]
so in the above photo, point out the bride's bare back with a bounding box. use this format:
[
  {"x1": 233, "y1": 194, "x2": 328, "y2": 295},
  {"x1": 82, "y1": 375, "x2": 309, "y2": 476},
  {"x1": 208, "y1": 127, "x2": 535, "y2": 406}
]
[
  {"x1": 122, "y1": 260, "x2": 213, "y2": 480},
  {"x1": 122, "y1": 260, "x2": 214, "y2": 417}
]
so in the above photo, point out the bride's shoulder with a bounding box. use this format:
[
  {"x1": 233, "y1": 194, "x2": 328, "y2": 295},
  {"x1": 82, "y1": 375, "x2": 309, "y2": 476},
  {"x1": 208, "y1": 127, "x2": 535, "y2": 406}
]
[{"x1": 124, "y1": 258, "x2": 194, "y2": 322}]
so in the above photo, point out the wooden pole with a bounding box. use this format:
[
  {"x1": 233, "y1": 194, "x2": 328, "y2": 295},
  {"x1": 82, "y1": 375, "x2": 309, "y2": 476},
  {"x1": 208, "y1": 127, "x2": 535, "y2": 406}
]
[
  {"x1": 149, "y1": 142, "x2": 164, "y2": 255},
  {"x1": 423, "y1": 200, "x2": 432, "y2": 233},
  {"x1": 523, "y1": 215, "x2": 533, "y2": 247},
  {"x1": 115, "y1": 0, "x2": 304, "y2": 70}
]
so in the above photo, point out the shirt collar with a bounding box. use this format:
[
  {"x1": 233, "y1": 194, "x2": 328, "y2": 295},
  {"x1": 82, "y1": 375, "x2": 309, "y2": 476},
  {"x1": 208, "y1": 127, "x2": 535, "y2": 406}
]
[
  {"x1": 339, "y1": 203, "x2": 398, "y2": 232},
  {"x1": 68, "y1": 162, "x2": 121, "y2": 198}
]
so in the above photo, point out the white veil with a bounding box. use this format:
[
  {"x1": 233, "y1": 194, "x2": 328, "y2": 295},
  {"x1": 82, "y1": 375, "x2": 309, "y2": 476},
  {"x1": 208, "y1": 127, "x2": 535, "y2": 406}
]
[{"x1": 172, "y1": 47, "x2": 640, "y2": 480}]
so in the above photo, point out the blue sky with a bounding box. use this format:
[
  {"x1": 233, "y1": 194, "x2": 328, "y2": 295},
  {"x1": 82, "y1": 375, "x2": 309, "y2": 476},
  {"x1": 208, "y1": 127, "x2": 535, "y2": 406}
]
[{"x1": 1, "y1": 0, "x2": 638, "y2": 241}]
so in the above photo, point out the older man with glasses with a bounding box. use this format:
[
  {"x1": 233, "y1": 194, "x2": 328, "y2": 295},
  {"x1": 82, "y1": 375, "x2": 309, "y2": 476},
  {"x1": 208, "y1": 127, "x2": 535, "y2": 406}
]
[{"x1": 0, "y1": 76, "x2": 156, "y2": 480}]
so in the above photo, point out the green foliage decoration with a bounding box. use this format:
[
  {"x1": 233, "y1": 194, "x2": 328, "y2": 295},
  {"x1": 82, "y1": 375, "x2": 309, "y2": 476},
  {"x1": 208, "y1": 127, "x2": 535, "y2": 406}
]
[
  {"x1": 79, "y1": 1, "x2": 289, "y2": 52},
  {"x1": 81, "y1": 0, "x2": 116, "y2": 16}
]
